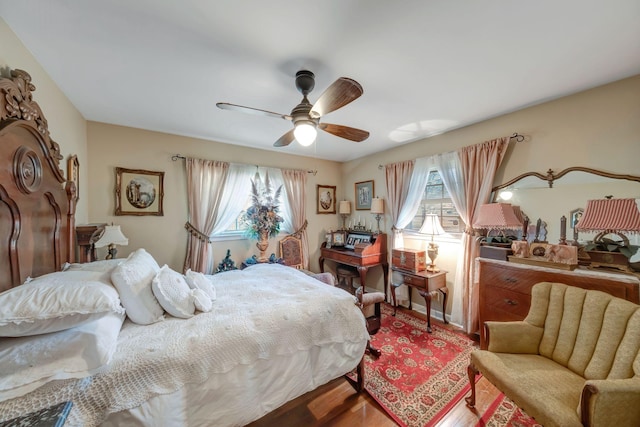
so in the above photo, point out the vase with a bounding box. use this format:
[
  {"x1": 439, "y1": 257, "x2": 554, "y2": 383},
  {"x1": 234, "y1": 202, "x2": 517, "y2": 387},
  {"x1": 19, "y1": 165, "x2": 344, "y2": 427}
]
[{"x1": 256, "y1": 230, "x2": 270, "y2": 262}]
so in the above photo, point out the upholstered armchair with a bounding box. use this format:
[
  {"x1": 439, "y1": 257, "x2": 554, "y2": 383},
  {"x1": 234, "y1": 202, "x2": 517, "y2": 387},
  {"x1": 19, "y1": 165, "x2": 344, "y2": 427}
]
[{"x1": 279, "y1": 234, "x2": 303, "y2": 269}]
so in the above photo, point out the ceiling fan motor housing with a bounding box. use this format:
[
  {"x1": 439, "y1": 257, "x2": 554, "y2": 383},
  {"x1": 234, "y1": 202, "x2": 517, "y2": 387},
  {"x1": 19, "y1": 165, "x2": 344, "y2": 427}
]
[{"x1": 295, "y1": 70, "x2": 315, "y2": 95}]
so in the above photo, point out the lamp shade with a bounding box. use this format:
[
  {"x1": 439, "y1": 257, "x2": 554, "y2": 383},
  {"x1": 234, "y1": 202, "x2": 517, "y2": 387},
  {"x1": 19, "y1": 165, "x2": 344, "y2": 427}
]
[
  {"x1": 371, "y1": 198, "x2": 384, "y2": 214},
  {"x1": 473, "y1": 203, "x2": 523, "y2": 230},
  {"x1": 293, "y1": 122, "x2": 317, "y2": 146},
  {"x1": 339, "y1": 200, "x2": 351, "y2": 215},
  {"x1": 419, "y1": 214, "x2": 445, "y2": 236},
  {"x1": 94, "y1": 225, "x2": 129, "y2": 248},
  {"x1": 576, "y1": 198, "x2": 640, "y2": 233}
]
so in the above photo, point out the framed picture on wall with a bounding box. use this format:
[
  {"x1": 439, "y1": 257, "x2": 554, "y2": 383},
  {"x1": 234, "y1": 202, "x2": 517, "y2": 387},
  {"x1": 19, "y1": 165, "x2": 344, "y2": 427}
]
[
  {"x1": 67, "y1": 154, "x2": 79, "y2": 199},
  {"x1": 355, "y1": 180, "x2": 374, "y2": 210},
  {"x1": 115, "y1": 167, "x2": 165, "y2": 216},
  {"x1": 317, "y1": 184, "x2": 336, "y2": 214}
]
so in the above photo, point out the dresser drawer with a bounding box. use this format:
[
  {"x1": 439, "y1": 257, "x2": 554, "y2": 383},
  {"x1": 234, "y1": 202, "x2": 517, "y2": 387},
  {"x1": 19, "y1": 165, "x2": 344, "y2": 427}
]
[{"x1": 483, "y1": 285, "x2": 531, "y2": 321}]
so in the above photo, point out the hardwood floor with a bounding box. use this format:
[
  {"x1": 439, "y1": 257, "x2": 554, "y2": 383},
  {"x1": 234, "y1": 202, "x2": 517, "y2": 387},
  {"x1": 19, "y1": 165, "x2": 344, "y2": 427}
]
[{"x1": 247, "y1": 307, "x2": 503, "y2": 427}]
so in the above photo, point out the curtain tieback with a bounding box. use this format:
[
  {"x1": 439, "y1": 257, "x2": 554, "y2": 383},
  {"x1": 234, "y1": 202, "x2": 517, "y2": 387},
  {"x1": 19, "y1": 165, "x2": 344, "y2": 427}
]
[
  {"x1": 185, "y1": 222, "x2": 212, "y2": 243},
  {"x1": 391, "y1": 225, "x2": 403, "y2": 234},
  {"x1": 291, "y1": 219, "x2": 308, "y2": 238}
]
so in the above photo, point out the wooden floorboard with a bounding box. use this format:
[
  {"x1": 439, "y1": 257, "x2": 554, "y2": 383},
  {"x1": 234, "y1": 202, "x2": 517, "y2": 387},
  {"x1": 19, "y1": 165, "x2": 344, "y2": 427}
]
[{"x1": 247, "y1": 307, "x2": 502, "y2": 427}]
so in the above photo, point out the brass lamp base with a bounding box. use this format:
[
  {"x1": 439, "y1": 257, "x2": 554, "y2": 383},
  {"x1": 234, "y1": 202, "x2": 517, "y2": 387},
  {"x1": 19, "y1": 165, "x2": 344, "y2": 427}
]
[
  {"x1": 426, "y1": 242, "x2": 440, "y2": 272},
  {"x1": 106, "y1": 243, "x2": 118, "y2": 260}
]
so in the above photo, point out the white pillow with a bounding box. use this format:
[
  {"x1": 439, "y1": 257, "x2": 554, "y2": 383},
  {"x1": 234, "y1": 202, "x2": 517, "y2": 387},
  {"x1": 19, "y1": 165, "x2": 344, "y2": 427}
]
[
  {"x1": 0, "y1": 271, "x2": 125, "y2": 337},
  {"x1": 185, "y1": 269, "x2": 217, "y2": 301},
  {"x1": 110, "y1": 248, "x2": 164, "y2": 325},
  {"x1": 192, "y1": 288, "x2": 213, "y2": 313},
  {"x1": 64, "y1": 259, "x2": 124, "y2": 273},
  {"x1": 152, "y1": 265, "x2": 195, "y2": 318},
  {"x1": 0, "y1": 310, "x2": 125, "y2": 401}
]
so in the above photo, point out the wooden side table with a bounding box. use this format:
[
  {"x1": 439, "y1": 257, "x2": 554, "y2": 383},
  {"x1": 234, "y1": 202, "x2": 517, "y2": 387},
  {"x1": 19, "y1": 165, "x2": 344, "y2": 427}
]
[
  {"x1": 76, "y1": 223, "x2": 107, "y2": 263},
  {"x1": 390, "y1": 266, "x2": 448, "y2": 333}
]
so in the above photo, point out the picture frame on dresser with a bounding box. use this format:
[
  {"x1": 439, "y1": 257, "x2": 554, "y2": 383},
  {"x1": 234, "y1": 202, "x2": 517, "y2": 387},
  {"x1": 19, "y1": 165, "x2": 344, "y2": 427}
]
[{"x1": 115, "y1": 167, "x2": 164, "y2": 216}]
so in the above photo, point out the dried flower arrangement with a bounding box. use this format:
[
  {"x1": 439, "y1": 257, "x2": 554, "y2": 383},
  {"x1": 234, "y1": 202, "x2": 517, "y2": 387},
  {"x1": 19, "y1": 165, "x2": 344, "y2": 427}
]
[{"x1": 242, "y1": 172, "x2": 284, "y2": 240}]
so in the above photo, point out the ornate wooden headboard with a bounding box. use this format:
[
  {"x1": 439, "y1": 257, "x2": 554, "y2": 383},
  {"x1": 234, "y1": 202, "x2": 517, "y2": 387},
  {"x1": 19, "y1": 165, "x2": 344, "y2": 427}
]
[{"x1": 0, "y1": 69, "x2": 76, "y2": 291}]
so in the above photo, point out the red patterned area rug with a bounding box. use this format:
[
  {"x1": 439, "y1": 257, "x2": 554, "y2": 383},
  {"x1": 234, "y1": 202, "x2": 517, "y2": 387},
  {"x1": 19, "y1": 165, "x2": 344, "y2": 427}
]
[
  {"x1": 476, "y1": 394, "x2": 541, "y2": 427},
  {"x1": 362, "y1": 304, "x2": 478, "y2": 427}
]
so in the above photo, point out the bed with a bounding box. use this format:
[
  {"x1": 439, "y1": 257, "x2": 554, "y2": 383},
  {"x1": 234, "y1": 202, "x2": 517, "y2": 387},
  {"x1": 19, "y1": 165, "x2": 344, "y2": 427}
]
[{"x1": 0, "y1": 69, "x2": 369, "y2": 426}]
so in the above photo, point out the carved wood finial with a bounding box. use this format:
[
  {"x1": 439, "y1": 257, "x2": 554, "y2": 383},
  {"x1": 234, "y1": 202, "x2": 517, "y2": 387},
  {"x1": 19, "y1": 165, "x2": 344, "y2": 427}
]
[{"x1": 0, "y1": 68, "x2": 64, "y2": 179}]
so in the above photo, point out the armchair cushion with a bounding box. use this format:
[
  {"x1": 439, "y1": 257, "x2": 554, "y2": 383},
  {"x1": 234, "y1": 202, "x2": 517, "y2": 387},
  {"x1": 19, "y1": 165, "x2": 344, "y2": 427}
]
[{"x1": 484, "y1": 321, "x2": 544, "y2": 354}]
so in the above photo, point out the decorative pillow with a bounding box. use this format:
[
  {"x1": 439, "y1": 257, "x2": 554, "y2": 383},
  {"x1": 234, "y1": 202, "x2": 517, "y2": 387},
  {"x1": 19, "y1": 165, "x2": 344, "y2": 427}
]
[
  {"x1": 0, "y1": 311, "x2": 125, "y2": 401},
  {"x1": 110, "y1": 248, "x2": 164, "y2": 325},
  {"x1": 64, "y1": 259, "x2": 124, "y2": 274},
  {"x1": 185, "y1": 269, "x2": 217, "y2": 301},
  {"x1": 0, "y1": 270, "x2": 125, "y2": 337},
  {"x1": 192, "y1": 288, "x2": 213, "y2": 313},
  {"x1": 152, "y1": 265, "x2": 195, "y2": 318}
]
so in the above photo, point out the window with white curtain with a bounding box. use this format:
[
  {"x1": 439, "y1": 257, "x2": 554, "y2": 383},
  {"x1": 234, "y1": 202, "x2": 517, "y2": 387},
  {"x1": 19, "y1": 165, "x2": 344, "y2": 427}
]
[
  {"x1": 215, "y1": 166, "x2": 292, "y2": 239},
  {"x1": 408, "y1": 169, "x2": 465, "y2": 234}
]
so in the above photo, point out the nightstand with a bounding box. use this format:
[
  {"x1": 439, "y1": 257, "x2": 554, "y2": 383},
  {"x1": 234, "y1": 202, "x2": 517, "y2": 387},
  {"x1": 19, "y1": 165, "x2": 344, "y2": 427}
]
[{"x1": 390, "y1": 266, "x2": 448, "y2": 333}]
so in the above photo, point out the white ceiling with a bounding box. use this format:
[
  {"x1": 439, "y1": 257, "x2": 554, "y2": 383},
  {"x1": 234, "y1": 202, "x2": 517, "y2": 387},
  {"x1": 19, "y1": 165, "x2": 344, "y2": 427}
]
[{"x1": 2, "y1": 0, "x2": 639, "y2": 162}]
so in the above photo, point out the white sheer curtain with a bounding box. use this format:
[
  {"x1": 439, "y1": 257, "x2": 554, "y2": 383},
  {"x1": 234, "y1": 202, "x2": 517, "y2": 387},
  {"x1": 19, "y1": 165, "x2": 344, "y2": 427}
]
[
  {"x1": 388, "y1": 156, "x2": 434, "y2": 303},
  {"x1": 432, "y1": 151, "x2": 466, "y2": 327},
  {"x1": 211, "y1": 163, "x2": 255, "y2": 234}
]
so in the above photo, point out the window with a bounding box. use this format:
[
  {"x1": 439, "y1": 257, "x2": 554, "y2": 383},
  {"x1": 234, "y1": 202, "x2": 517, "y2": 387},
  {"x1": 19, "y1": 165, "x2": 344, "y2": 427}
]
[{"x1": 408, "y1": 170, "x2": 465, "y2": 234}]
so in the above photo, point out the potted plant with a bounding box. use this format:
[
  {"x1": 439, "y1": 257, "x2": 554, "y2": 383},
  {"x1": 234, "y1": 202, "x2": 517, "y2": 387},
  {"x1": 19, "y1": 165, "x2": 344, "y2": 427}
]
[{"x1": 241, "y1": 173, "x2": 283, "y2": 262}]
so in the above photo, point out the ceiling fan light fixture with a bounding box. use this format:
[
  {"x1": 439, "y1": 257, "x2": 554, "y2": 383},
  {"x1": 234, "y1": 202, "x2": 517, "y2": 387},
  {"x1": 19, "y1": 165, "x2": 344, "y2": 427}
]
[{"x1": 294, "y1": 121, "x2": 317, "y2": 146}]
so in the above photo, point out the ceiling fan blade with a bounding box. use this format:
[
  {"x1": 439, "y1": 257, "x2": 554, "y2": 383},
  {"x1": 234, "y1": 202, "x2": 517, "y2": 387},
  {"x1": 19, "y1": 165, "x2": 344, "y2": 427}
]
[
  {"x1": 216, "y1": 102, "x2": 292, "y2": 121},
  {"x1": 273, "y1": 129, "x2": 296, "y2": 147},
  {"x1": 319, "y1": 123, "x2": 369, "y2": 142},
  {"x1": 309, "y1": 78, "x2": 363, "y2": 118}
]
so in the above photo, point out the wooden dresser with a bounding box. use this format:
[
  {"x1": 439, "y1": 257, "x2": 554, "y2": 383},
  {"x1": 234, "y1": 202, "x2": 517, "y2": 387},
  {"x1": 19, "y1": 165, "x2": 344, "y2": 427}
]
[{"x1": 477, "y1": 258, "x2": 640, "y2": 349}]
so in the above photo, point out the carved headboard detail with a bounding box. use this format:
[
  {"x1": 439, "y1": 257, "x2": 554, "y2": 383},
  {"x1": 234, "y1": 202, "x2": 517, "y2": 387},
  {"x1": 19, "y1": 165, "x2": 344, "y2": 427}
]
[{"x1": 0, "y1": 69, "x2": 76, "y2": 291}]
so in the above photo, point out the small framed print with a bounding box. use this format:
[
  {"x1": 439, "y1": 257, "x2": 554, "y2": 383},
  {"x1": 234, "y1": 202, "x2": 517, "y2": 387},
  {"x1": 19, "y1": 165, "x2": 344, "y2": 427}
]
[
  {"x1": 115, "y1": 167, "x2": 164, "y2": 216},
  {"x1": 355, "y1": 180, "x2": 374, "y2": 210},
  {"x1": 570, "y1": 208, "x2": 584, "y2": 228},
  {"x1": 67, "y1": 155, "x2": 79, "y2": 199},
  {"x1": 332, "y1": 230, "x2": 346, "y2": 247},
  {"x1": 317, "y1": 184, "x2": 336, "y2": 214}
]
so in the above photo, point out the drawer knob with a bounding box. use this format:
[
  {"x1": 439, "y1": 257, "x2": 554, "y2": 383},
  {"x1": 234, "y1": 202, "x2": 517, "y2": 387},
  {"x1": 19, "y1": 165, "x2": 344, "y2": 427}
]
[
  {"x1": 504, "y1": 277, "x2": 518, "y2": 283},
  {"x1": 504, "y1": 299, "x2": 517, "y2": 305}
]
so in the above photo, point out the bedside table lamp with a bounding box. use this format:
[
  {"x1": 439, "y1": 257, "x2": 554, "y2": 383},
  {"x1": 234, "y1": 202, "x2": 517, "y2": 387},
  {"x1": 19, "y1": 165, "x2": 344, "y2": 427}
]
[
  {"x1": 419, "y1": 214, "x2": 445, "y2": 272},
  {"x1": 94, "y1": 224, "x2": 129, "y2": 259},
  {"x1": 473, "y1": 203, "x2": 523, "y2": 244},
  {"x1": 370, "y1": 198, "x2": 384, "y2": 233},
  {"x1": 339, "y1": 200, "x2": 351, "y2": 230}
]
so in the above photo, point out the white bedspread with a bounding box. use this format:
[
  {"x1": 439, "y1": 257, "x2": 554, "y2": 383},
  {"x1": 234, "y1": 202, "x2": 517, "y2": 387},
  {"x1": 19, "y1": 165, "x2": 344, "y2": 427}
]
[{"x1": 0, "y1": 264, "x2": 368, "y2": 426}]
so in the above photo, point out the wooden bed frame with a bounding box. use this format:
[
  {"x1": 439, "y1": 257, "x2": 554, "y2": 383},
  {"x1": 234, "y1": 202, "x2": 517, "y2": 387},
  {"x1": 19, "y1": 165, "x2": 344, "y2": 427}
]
[{"x1": 0, "y1": 69, "x2": 76, "y2": 292}]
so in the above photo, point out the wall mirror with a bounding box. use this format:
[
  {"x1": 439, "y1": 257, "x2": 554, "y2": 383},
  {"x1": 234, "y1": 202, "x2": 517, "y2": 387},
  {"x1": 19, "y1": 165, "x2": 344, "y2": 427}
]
[{"x1": 491, "y1": 167, "x2": 640, "y2": 244}]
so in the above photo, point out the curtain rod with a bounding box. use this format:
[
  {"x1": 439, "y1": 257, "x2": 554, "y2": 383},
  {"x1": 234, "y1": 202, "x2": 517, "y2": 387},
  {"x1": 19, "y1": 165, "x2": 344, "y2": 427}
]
[
  {"x1": 377, "y1": 132, "x2": 526, "y2": 169},
  {"x1": 171, "y1": 154, "x2": 317, "y2": 175}
]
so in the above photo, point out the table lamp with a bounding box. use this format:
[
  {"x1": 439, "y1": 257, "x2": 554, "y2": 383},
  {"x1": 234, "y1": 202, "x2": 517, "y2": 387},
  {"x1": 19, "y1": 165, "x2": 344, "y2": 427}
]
[
  {"x1": 339, "y1": 200, "x2": 351, "y2": 230},
  {"x1": 370, "y1": 198, "x2": 384, "y2": 233},
  {"x1": 419, "y1": 214, "x2": 445, "y2": 272},
  {"x1": 94, "y1": 224, "x2": 129, "y2": 259},
  {"x1": 576, "y1": 198, "x2": 640, "y2": 270},
  {"x1": 473, "y1": 203, "x2": 523, "y2": 245}
]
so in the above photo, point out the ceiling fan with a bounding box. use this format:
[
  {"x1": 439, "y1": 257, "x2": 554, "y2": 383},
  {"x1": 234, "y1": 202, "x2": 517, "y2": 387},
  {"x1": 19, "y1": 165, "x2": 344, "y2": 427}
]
[{"x1": 216, "y1": 70, "x2": 369, "y2": 147}]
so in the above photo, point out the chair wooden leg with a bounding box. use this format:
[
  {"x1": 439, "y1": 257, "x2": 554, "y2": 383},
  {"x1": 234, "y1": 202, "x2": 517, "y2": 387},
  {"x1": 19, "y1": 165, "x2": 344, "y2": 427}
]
[{"x1": 465, "y1": 362, "x2": 478, "y2": 407}]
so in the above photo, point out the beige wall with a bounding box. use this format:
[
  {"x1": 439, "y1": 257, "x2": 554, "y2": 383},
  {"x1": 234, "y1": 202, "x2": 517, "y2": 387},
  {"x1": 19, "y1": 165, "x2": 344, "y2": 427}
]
[
  {"x1": 86, "y1": 122, "x2": 343, "y2": 271},
  {"x1": 0, "y1": 18, "x2": 89, "y2": 223},
  {"x1": 342, "y1": 75, "x2": 640, "y2": 316}
]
